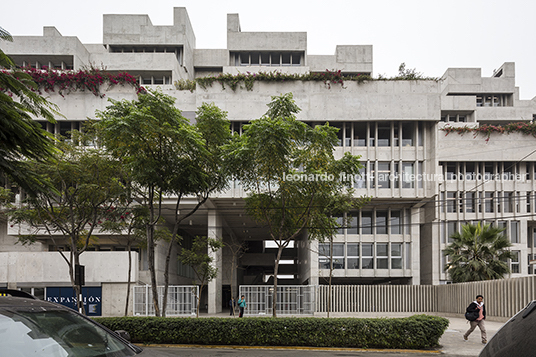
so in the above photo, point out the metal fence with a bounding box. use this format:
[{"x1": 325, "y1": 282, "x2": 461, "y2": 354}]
[
  {"x1": 133, "y1": 277, "x2": 536, "y2": 319},
  {"x1": 315, "y1": 276, "x2": 536, "y2": 319},
  {"x1": 316, "y1": 284, "x2": 436, "y2": 313},
  {"x1": 133, "y1": 285, "x2": 198, "y2": 316},
  {"x1": 239, "y1": 285, "x2": 316, "y2": 315}
]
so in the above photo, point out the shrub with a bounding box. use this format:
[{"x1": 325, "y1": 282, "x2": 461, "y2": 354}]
[{"x1": 95, "y1": 314, "x2": 448, "y2": 349}]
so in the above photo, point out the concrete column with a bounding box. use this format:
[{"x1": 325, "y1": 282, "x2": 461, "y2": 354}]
[{"x1": 207, "y1": 210, "x2": 223, "y2": 313}]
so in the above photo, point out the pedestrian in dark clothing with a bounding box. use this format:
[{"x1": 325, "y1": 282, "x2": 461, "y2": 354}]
[
  {"x1": 229, "y1": 297, "x2": 236, "y2": 316},
  {"x1": 464, "y1": 294, "x2": 487, "y2": 344},
  {"x1": 237, "y1": 295, "x2": 246, "y2": 318}
]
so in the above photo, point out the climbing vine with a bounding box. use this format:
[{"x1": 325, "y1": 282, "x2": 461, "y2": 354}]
[
  {"x1": 441, "y1": 122, "x2": 536, "y2": 141},
  {"x1": 1, "y1": 66, "x2": 145, "y2": 97}
]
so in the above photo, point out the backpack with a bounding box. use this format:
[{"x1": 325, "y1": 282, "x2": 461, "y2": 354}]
[
  {"x1": 465, "y1": 311, "x2": 479, "y2": 321},
  {"x1": 465, "y1": 304, "x2": 480, "y2": 321}
]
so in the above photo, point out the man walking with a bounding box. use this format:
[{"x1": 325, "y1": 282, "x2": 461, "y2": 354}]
[
  {"x1": 464, "y1": 294, "x2": 487, "y2": 344},
  {"x1": 237, "y1": 295, "x2": 246, "y2": 318}
]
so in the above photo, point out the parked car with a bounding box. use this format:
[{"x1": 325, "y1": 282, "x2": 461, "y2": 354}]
[
  {"x1": 0, "y1": 289, "x2": 145, "y2": 356},
  {"x1": 479, "y1": 300, "x2": 536, "y2": 357}
]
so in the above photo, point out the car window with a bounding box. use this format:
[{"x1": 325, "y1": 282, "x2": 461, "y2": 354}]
[{"x1": 0, "y1": 308, "x2": 137, "y2": 356}]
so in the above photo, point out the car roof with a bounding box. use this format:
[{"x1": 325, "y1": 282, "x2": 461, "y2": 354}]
[{"x1": 0, "y1": 296, "x2": 66, "y2": 310}]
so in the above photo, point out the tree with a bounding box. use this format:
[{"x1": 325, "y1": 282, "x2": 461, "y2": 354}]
[
  {"x1": 226, "y1": 92, "x2": 368, "y2": 317},
  {"x1": 0, "y1": 26, "x2": 60, "y2": 195},
  {"x1": 9, "y1": 140, "x2": 128, "y2": 314},
  {"x1": 99, "y1": 204, "x2": 146, "y2": 316},
  {"x1": 179, "y1": 235, "x2": 223, "y2": 317},
  {"x1": 95, "y1": 89, "x2": 208, "y2": 316},
  {"x1": 443, "y1": 222, "x2": 515, "y2": 283},
  {"x1": 160, "y1": 102, "x2": 231, "y2": 316},
  {"x1": 226, "y1": 234, "x2": 246, "y2": 316}
]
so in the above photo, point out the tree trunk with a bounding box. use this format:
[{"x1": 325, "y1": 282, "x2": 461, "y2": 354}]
[
  {"x1": 230, "y1": 255, "x2": 236, "y2": 317},
  {"x1": 272, "y1": 245, "x2": 284, "y2": 317},
  {"x1": 124, "y1": 240, "x2": 132, "y2": 317},
  {"x1": 147, "y1": 223, "x2": 160, "y2": 317},
  {"x1": 328, "y1": 239, "x2": 333, "y2": 318},
  {"x1": 72, "y1": 252, "x2": 86, "y2": 315},
  {"x1": 162, "y1": 240, "x2": 172, "y2": 317},
  {"x1": 196, "y1": 283, "x2": 205, "y2": 318}
]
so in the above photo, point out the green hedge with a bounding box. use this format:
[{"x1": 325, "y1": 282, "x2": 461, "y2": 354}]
[{"x1": 94, "y1": 315, "x2": 448, "y2": 349}]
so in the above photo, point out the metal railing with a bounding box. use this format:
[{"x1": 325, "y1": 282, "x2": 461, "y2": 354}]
[
  {"x1": 133, "y1": 285, "x2": 198, "y2": 316},
  {"x1": 132, "y1": 277, "x2": 536, "y2": 319},
  {"x1": 239, "y1": 285, "x2": 315, "y2": 315}
]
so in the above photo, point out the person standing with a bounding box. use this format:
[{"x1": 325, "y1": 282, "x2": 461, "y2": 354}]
[
  {"x1": 229, "y1": 297, "x2": 236, "y2": 316},
  {"x1": 237, "y1": 295, "x2": 246, "y2": 318},
  {"x1": 464, "y1": 294, "x2": 487, "y2": 344}
]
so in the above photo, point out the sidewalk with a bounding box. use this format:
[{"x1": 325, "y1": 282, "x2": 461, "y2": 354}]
[{"x1": 438, "y1": 315, "x2": 504, "y2": 356}]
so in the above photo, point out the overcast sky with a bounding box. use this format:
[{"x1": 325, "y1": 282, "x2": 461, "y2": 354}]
[{"x1": 1, "y1": 0, "x2": 535, "y2": 99}]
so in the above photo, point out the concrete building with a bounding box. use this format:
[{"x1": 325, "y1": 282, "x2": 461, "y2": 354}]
[{"x1": 1, "y1": 7, "x2": 536, "y2": 315}]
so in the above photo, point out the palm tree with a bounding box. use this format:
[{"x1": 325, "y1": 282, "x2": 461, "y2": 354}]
[
  {"x1": 1, "y1": 26, "x2": 60, "y2": 195},
  {"x1": 443, "y1": 222, "x2": 515, "y2": 283}
]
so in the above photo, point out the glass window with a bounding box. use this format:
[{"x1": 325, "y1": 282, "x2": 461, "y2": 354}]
[
  {"x1": 347, "y1": 243, "x2": 359, "y2": 269},
  {"x1": 378, "y1": 123, "x2": 390, "y2": 147},
  {"x1": 447, "y1": 221, "x2": 457, "y2": 243},
  {"x1": 369, "y1": 123, "x2": 375, "y2": 146},
  {"x1": 376, "y1": 243, "x2": 388, "y2": 269},
  {"x1": 393, "y1": 162, "x2": 400, "y2": 188},
  {"x1": 362, "y1": 243, "x2": 374, "y2": 269},
  {"x1": 378, "y1": 162, "x2": 390, "y2": 188},
  {"x1": 511, "y1": 251, "x2": 520, "y2": 273},
  {"x1": 418, "y1": 122, "x2": 424, "y2": 146},
  {"x1": 291, "y1": 52, "x2": 301, "y2": 66},
  {"x1": 318, "y1": 243, "x2": 330, "y2": 269},
  {"x1": 484, "y1": 162, "x2": 494, "y2": 180},
  {"x1": 361, "y1": 211, "x2": 373, "y2": 234},
  {"x1": 404, "y1": 209, "x2": 411, "y2": 235},
  {"x1": 502, "y1": 162, "x2": 514, "y2": 180},
  {"x1": 344, "y1": 123, "x2": 352, "y2": 147},
  {"x1": 261, "y1": 52, "x2": 270, "y2": 66},
  {"x1": 347, "y1": 214, "x2": 358, "y2": 235},
  {"x1": 402, "y1": 162, "x2": 415, "y2": 188},
  {"x1": 390, "y1": 210, "x2": 401, "y2": 235},
  {"x1": 405, "y1": 242, "x2": 411, "y2": 269},
  {"x1": 418, "y1": 161, "x2": 423, "y2": 189},
  {"x1": 281, "y1": 52, "x2": 291, "y2": 66},
  {"x1": 354, "y1": 163, "x2": 367, "y2": 189},
  {"x1": 250, "y1": 52, "x2": 260, "y2": 65},
  {"x1": 391, "y1": 243, "x2": 403, "y2": 269},
  {"x1": 354, "y1": 161, "x2": 367, "y2": 188},
  {"x1": 332, "y1": 243, "x2": 345, "y2": 269},
  {"x1": 447, "y1": 192, "x2": 456, "y2": 213},
  {"x1": 335, "y1": 215, "x2": 344, "y2": 234},
  {"x1": 402, "y1": 122, "x2": 415, "y2": 146},
  {"x1": 318, "y1": 243, "x2": 344, "y2": 269},
  {"x1": 59, "y1": 121, "x2": 72, "y2": 138},
  {"x1": 376, "y1": 211, "x2": 388, "y2": 234},
  {"x1": 354, "y1": 122, "x2": 367, "y2": 147},
  {"x1": 510, "y1": 221, "x2": 519, "y2": 243},
  {"x1": 369, "y1": 162, "x2": 376, "y2": 188},
  {"x1": 485, "y1": 192, "x2": 494, "y2": 213},
  {"x1": 446, "y1": 163, "x2": 457, "y2": 180},
  {"x1": 331, "y1": 122, "x2": 343, "y2": 147},
  {"x1": 466, "y1": 162, "x2": 475, "y2": 180},
  {"x1": 465, "y1": 192, "x2": 475, "y2": 213}
]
